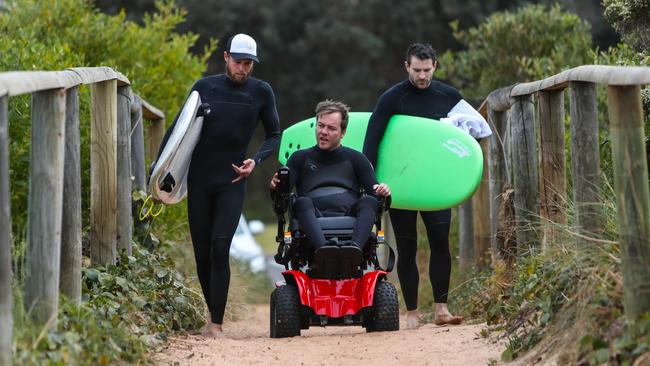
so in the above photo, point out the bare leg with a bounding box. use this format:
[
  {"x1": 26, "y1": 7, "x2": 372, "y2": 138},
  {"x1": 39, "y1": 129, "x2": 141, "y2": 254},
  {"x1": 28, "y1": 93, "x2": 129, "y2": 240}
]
[{"x1": 433, "y1": 303, "x2": 463, "y2": 325}]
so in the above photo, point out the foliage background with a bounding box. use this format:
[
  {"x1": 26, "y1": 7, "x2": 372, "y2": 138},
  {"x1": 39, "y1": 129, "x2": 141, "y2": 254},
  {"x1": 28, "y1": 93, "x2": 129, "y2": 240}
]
[
  {"x1": 94, "y1": 0, "x2": 621, "y2": 221},
  {"x1": 3, "y1": 0, "x2": 650, "y2": 364},
  {"x1": 0, "y1": 0, "x2": 215, "y2": 363},
  {"x1": 0, "y1": 0, "x2": 214, "y2": 237}
]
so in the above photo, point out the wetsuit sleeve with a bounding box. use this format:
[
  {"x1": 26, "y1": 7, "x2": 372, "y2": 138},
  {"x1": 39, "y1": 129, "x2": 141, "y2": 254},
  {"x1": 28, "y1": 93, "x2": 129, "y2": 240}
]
[
  {"x1": 252, "y1": 82, "x2": 281, "y2": 165},
  {"x1": 155, "y1": 82, "x2": 200, "y2": 162},
  {"x1": 351, "y1": 151, "x2": 379, "y2": 197},
  {"x1": 363, "y1": 90, "x2": 397, "y2": 167}
]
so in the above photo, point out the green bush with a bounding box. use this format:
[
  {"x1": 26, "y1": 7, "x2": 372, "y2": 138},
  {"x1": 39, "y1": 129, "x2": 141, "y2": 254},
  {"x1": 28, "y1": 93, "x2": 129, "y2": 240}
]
[
  {"x1": 1, "y1": 0, "x2": 217, "y2": 363},
  {"x1": 13, "y1": 243, "x2": 205, "y2": 365},
  {"x1": 0, "y1": 0, "x2": 215, "y2": 237},
  {"x1": 438, "y1": 4, "x2": 593, "y2": 101},
  {"x1": 450, "y1": 178, "x2": 650, "y2": 365},
  {"x1": 602, "y1": 0, "x2": 650, "y2": 52}
]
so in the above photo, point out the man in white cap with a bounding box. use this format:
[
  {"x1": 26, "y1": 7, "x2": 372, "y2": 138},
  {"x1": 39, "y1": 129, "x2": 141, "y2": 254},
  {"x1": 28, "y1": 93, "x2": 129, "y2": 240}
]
[{"x1": 156, "y1": 33, "x2": 280, "y2": 338}]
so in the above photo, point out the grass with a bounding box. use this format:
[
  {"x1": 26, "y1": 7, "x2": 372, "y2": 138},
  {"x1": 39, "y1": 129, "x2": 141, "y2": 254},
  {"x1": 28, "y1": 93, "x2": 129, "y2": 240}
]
[
  {"x1": 12, "y1": 240, "x2": 205, "y2": 365},
  {"x1": 255, "y1": 223, "x2": 281, "y2": 256},
  {"x1": 159, "y1": 217, "x2": 273, "y2": 323},
  {"x1": 447, "y1": 179, "x2": 650, "y2": 365}
]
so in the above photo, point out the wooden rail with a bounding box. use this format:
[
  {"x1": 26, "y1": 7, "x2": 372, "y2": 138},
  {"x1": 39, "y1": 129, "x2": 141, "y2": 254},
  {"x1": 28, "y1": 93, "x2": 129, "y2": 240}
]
[
  {"x1": 0, "y1": 67, "x2": 165, "y2": 363},
  {"x1": 466, "y1": 65, "x2": 650, "y2": 321}
]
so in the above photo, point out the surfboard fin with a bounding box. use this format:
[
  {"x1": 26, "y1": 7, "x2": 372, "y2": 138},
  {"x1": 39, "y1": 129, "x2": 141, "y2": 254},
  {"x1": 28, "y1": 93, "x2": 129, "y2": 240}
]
[{"x1": 197, "y1": 102, "x2": 211, "y2": 117}]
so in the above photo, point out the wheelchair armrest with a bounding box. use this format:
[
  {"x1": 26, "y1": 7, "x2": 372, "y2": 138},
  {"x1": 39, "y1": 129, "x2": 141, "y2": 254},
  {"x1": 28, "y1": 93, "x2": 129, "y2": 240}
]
[
  {"x1": 374, "y1": 195, "x2": 391, "y2": 230},
  {"x1": 272, "y1": 189, "x2": 292, "y2": 216}
]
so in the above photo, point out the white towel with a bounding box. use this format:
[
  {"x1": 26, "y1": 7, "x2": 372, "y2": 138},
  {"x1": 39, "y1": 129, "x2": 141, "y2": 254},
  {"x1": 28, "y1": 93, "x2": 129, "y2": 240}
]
[{"x1": 440, "y1": 99, "x2": 492, "y2": 139}]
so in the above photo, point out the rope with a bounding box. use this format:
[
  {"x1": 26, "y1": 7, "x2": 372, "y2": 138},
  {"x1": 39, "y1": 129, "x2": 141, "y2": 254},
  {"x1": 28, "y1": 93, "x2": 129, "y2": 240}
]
[{"x1": 139, "y1": 194, "x2": 164, "y2": 221}]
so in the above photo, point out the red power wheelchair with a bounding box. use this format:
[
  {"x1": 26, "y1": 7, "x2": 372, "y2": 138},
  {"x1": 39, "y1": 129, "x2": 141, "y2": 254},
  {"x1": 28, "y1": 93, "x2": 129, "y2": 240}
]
[{"x1": 269, "y1": 166, "x2": 399, "y2": 338}]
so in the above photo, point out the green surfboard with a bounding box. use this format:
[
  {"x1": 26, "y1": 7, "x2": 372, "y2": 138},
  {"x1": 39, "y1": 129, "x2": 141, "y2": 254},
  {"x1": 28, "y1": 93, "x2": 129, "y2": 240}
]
[{"x1": 278, "y1": 112, "x2": 483, "y2": 211}]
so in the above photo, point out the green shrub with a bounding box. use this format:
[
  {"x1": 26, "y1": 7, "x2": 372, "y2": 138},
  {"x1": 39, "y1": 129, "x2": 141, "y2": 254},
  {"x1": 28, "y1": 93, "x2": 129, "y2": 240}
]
[
  {"x1": 13, "y1": 243, "x2": 205, "y2": 365},
  {"x1": 0, "y1": 0, "x2": 215, "y2": 237},
  {"x1": 1, "y1": 1, "x2": 217, "y2": 363},
  {"x1": 438, "y1": 4, "x2": 593, "y2": 101},
  {"x1": 450, "y1": 181, "x2": 650, "y2": 365},
  {"x1": 602, "y1": 0, "x2": 650, "y2": 52}
]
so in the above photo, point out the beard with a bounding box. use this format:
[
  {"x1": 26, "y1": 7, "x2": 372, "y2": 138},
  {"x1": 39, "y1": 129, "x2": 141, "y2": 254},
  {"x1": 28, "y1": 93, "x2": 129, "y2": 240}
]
[
  {"x1": 409, "y1": 75, "x2": 431, "y2": 89},
  {"x1": 225, "y1": 62, "x2": 253, "y2": 85}
]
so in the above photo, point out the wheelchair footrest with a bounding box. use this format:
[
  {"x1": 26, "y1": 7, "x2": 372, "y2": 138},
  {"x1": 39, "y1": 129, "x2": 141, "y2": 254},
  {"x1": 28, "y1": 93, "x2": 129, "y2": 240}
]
[{"x1": 311, "y1": 245, "x2": 363, "y2": 279}]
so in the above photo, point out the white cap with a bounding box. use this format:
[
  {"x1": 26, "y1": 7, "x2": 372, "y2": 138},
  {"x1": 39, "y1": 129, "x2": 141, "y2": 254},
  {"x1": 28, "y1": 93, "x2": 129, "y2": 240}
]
[{"x1": 228, "y1": 33, "x2": 259, "y2": 62}]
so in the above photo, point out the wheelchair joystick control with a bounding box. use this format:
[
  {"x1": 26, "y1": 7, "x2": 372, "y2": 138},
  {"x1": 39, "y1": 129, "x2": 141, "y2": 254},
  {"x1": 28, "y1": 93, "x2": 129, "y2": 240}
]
[{"x1": 273, "y1": 166, "x2": 291, "y2": 216}]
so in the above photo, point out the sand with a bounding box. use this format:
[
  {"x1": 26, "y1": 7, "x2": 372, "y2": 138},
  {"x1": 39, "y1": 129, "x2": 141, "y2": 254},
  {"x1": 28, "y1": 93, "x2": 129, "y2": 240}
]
[{"x1": 154, "y1": 305, "x2": 504, "y2": 366}]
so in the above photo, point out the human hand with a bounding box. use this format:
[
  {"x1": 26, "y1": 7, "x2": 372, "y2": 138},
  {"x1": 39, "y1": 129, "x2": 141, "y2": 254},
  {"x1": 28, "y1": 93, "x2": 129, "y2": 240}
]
[
  {"x1": 373, "y1": 183, "x2": 391, "y2": 197},
  {"x1": 270, "y1": 172, "x2": 279, "y2": 190},
  {"x1": 232, "y1": 158, "x2": 256, "y2": 183}
]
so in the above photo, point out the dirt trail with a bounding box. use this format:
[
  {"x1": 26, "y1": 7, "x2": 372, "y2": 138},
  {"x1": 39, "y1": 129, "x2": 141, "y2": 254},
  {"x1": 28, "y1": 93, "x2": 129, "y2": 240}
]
[{"x1": 154, "y1": 305, "x2": 504, "y2": 366}]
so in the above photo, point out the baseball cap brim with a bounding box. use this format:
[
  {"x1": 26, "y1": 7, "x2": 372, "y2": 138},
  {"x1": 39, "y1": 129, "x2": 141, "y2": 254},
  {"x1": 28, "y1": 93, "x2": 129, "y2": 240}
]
[{"x1": 229, "y1": 52, "x2": 259, "y2": 63}]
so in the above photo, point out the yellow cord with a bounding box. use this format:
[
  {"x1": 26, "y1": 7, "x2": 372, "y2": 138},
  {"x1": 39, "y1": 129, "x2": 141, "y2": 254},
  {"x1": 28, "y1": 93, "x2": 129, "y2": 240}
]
[{"x1": 139, "y1": 195, "x2": 164, "y2": 220}]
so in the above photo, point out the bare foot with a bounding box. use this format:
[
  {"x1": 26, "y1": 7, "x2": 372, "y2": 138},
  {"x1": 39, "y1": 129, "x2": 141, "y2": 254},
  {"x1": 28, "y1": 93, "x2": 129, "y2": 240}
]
[
  {"x1": 433, "y1": 314, "x2": 463, "y2": 325},
  {"x1": 433, "y1": 303, "x2": 463, "y2": 326},
  {"x1": 404, "y1": 310, "x2": 420, "y2": 330},
  {"x1": 201, "y1": 322, "x2": 225, "y2": 338}
]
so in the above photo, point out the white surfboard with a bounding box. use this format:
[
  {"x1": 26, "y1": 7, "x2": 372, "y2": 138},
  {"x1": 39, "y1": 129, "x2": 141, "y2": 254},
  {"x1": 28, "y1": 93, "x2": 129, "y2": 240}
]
[{"x1": 149, "y1": 90, "x2": 205, "y2": 204}]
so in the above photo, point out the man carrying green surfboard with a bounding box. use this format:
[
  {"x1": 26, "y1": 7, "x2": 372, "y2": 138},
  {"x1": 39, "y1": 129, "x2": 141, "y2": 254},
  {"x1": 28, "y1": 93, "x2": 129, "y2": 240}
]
[{"x1": 363, "y1": 43, "x2": 492, "y2": 330}]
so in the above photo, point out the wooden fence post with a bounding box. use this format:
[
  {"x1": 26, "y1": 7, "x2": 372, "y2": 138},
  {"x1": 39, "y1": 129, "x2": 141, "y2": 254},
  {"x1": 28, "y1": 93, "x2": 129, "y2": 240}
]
[
  {"x1": 570, "y1": 82, "x2": 603, "y2": 243},
  {"x1": 510, "y1": 94, "x2": 540, "y2": 253},
  {"x1": 487, "y1": 107, "x2": 510, "y2": 260},
  {"x1": 538, "y1": 90, "x2": 567, "y2": 248},
  {"x1": 116, "y1": 86, "x2": 132, "y2": 255},
  {"x1": 60, "y1": 86, "x2": 82, "y2": 304},
  {"x1": 24, "y1": 88, "x2": 66, "y2": 325},
  {"x1": 607, "y1": 85, "x2": 650, "y2": 320},
  {"x1": 130, "y1": 95, "x2": 149, "y2": 241},
  {"x1": 148, "y1": 118, "x2": 165, "y2": 164},
  {"x1": 458, "y1": 199, "x2": 474, "y2": 270},
  {"x1": 90, "y1": 80, "x2": 117, "y2": 265},
  {"x1": 0, "y1": 95, "x2": 12, "y2": 366},
  {"x1": 472, "y1": 139, "x2": 490, "y2": 268},
  {"x1": 130, "y1": 95, "x2": 146, "y2": 194}
]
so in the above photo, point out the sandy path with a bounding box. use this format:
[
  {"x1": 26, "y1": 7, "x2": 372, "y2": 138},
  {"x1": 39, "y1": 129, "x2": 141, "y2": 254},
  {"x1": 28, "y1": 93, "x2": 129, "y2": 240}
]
[{"x1": 154, "y1": 305, "x2": 504, "y2": 366}]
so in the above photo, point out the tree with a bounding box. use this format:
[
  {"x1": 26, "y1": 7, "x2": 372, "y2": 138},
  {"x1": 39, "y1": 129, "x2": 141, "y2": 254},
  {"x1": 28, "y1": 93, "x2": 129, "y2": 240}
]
[
  {"x1": 603, "y1": 0, "x2": 650, "y2": 52},
  {"x1": 0, "y1": 0, "x2": 214, "y2": 235},
  {"x1": 438, "y1": 4, "x2": 593, "y2": 101}
]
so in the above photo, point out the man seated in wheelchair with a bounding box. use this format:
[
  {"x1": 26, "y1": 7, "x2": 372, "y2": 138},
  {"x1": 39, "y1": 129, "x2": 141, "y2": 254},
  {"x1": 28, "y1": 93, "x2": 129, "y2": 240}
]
[{"x1": 270, "y1": 100, "x2": 391, "y2": 264}]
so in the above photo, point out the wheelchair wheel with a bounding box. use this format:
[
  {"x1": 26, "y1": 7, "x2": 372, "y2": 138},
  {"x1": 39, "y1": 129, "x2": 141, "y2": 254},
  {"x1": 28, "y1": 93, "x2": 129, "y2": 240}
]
[
  {"x1": 270, "y1": 285, "x2": 302, "y2": 338},
  {"x1": 366, "y1": 281, "x2": 399, "y2": 332}
]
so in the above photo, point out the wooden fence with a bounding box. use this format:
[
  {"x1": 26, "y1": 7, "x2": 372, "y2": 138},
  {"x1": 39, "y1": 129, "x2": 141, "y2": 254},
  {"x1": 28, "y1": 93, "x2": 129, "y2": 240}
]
[
  {"x1": 0, "y1": 67, "x2": 166, "y2": 366},
  {"x1": 459, "y1": 65, "x2": 650, "y2": 321}
]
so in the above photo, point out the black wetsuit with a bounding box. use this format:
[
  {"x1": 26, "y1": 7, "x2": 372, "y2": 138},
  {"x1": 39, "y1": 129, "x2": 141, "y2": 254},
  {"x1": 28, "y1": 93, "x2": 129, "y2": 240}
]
[
  {"x1": 286, "y1": 146, "x2": 379, "y2": 249},
  {"x1": 363, "y1": 79, "x2": 462, "y2": 307},
  {"x1": 158, "y1": 74, "x2": 280, "y2": 324}
]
